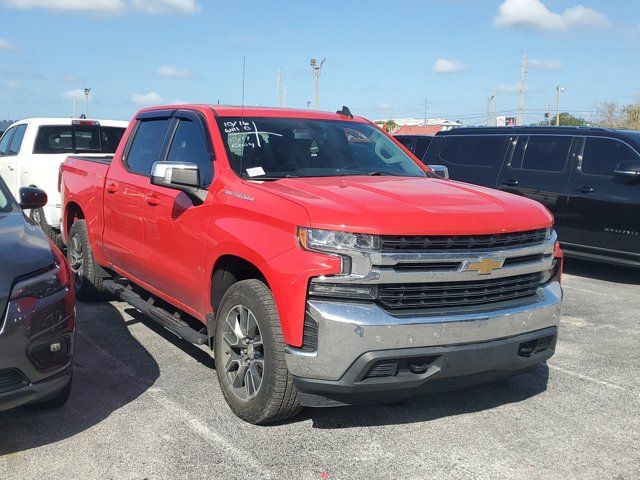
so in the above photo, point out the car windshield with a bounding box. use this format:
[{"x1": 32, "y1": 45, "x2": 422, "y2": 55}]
[
  {"x1": 0, "y1": 178, "x2": 14, "y2": 213},
  {"x1": 217, "y1": 117, "x2": 427, "y2": 179}
]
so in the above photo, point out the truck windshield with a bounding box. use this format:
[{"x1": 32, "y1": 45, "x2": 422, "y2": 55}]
[
  {"x1": 217, "y1": 117, "x2": 427, "y2": 179},
  {"x1": 33, "y1": 125, "x2": 126, "y2": 154}
]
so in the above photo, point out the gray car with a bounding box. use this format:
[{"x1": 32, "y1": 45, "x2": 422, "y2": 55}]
[{"x1": 0, "y1": 177, "x2": 75, "y2": 411}]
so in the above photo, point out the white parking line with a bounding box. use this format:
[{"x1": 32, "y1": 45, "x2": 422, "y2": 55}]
[
  {"x1": 146, "y1": 388, "x2": 272, "y2": 476},
  {"x1": 548, "y1": 364, "x2": 628, "y2": 392}
]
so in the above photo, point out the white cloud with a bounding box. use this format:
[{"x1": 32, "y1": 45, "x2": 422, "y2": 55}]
[
  {"x1": 433, "y1": 58, "x2": 465, "y2": 74},
  {"x1": 0, "y1": 38, "x2": 16, "y2": 51},
  {"x1": 494, "y1": 0, "x2": 611, "y2": 32},
  {"x1": 170, "y1": 99, "x2": 188, "y2": 105},
  {"x1": 131, "y1": 0, "x2": 200, "y2": 15},
  {"x1": 3, "y1": 0, "x2": 125, "y2": 14},
  {"x1": 529, "y1": 58, "x2": 563, "y2": 70},
  {"x1": 156, "y1": 65, "x2": 191, "y2": 79},
  {"x1": 4, "y1": 79, "x2": 21, "y2": 89},
  {"x1": 132, "y1": 92, "x2": 164, "y2": 105},
  {"x1": 63, "y1": 88, "x2": 86, "y2": 99},
  {"x1": 497, "y1": 83, "x2": 523, "y2": 94}
]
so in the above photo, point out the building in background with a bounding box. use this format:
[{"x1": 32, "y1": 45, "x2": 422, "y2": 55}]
[{"x1": 375, "y1": 117, "x2": 463, "y2": 133}]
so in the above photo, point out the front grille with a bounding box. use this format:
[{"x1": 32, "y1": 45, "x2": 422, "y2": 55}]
[
  {"x1": 377, "y1": 272, "x2": 542, "y2": 310},
  {"x1": 380, "y1": 229, "x2": 548, "y2": 252},
  {"x1": 0, "y1": 369, "x2": 29, "y2": 394}
]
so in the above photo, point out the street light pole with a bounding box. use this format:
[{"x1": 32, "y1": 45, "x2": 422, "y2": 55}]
[
  {"x1": 84, "y1": 88, "x2": 91, "y2": 118},
  {"x1": 310, "y1": 58, "x2": 325, "y2": 110},
  {"x1": 556, "y1": 85, "x2": 565, "y2": 126}
]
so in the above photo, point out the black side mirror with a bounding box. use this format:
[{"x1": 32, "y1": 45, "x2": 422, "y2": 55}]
[
  {"x1": 613, "y1": 161, "x2": 640, "y2": 180},
  {"x1": 19, "y1": 187, "x2": 47, "y2": 210},
  {"x1": 150, "y1": 162, "x2": 207, "y2": 204}
]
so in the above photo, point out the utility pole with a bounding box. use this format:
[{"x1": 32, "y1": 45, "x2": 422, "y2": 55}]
[
  {"x1": 310, "y1": 57, "x2": 325, "y2": 110},
  {"x1": 423, "y1": 97, "x2": 428, "y2": 125},
  {"x1": 277, "y1": 67, "x2": 282, "y2": 107},
  {"x1": 556, "y1": 85, "x2": 565, "y2": 126},
  {"x1": 486, "y1": 93, "x2": 496, "y2": 126},
  {"x1": 545, "y1": 97, "x2": 551, "y2": 125},
  {"x1": 493, "y1": 92, "x2": 497, "y2": 126},
  {"x1": 518, "y1": 51, "x2": 526, "y2": 126},
  {"x1": 72, "y1": 97, "x2": 77, "y2": 118},
  {"x1": 83, "y1": 88, "x2": 91, "y2": 118},
  {"x1": 284, "y1": 80, "x2": 288, "y2": 108},
  {"x1": 486, "y1": 95, "x2": 491, "y2": 126}
]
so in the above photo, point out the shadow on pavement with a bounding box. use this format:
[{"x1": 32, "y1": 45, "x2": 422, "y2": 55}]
[
  {"x1": 304, "y1": 365, "x2": 549, "y2": 429},
  {"x1": 563, "y1": 258, "x2": 639, "y2": 285},
  {"x1": 0, "y1": 301, "x2": 160, "y2": 454}
]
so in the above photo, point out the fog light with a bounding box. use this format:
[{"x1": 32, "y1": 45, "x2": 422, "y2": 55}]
[{"x1": 50, "y1": 342, "x2": 62, "y2": 353}]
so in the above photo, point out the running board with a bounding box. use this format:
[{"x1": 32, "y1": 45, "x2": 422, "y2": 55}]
[{"x1": 103, "y1": 280, "x2": 209, "y2": 345}]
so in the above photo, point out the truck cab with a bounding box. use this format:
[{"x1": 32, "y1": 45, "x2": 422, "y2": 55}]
[
  {"x1": 0, "y1": 118, "x2": 128, "y2": 246},
  {"x1": 60, "y1": 105, "x2": 563, "y2": 424}
]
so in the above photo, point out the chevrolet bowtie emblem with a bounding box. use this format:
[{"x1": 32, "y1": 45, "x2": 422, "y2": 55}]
[{"x1": 465, "y1": 258, "x2": 505, "y2": 275}]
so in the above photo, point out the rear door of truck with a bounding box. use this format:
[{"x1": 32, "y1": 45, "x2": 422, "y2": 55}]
[{"x1": 102, "y1": 112, "x2": 174, "y2": 281}]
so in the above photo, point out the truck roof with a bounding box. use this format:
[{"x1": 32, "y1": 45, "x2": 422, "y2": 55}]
[
  {"x1": 138, "y1": 104, "x2": 369, "y2": 122},
  {"x1": 6, "y1": 118, "x2": 129, "y2": 128}
]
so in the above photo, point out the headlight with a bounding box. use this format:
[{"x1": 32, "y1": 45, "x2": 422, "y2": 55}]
[
  {"x1": 297, "y1": 227, "x2": 380, "y2": 253},
  {"x1": 10, "y1": 245, "x2": 70, "y2": 300}
]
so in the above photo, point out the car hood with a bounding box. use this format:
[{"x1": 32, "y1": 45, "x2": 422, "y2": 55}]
[
  {"x1": 251, "y1": 176, "x2": 553, "y2": 235},
  {"x1": 0, "y1": 212, "x2": 53, "y2": 318}
]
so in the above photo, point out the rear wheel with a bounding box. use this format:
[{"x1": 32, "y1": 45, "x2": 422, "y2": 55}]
[
  {"x1": 214, "y1": 279, "x2": 301, "y2": 424},
  {"x1": 68, "y1": 220, "x2": 108, "y2": 301},
  {"x1": 30, "y1": 208, "x2": 65, "y2": 251}
]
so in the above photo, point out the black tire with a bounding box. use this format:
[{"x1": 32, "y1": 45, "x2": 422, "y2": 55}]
[
  {"x1": 67, "y1": 219, "x2": 108, "y2": 301},
  {"x1": 214, "y1": 279, "x2": 301, "y2": 424},
  {"x1": 28, "y1": 373, "x2": 72, "y2": 410},
  {"x1": 30, "y1": 208, "x2": 65, "y2": 251}
]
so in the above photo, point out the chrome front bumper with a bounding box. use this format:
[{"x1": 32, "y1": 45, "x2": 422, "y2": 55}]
[{"x1": 285, "y1": 281, "x2": 562, "y2": 381}]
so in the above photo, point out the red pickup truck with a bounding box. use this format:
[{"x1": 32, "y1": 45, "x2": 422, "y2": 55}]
[{"x1": 60, "y1": 105, "x2": 563, "y2": 424}]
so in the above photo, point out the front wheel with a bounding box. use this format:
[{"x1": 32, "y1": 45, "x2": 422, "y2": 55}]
[{"x1": 214, "y1": 279, "x2": 301, "y2": 424}]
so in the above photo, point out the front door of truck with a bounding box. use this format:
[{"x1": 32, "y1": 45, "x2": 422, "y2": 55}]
[
  {"x1": 564, "y1": 136, "x2": 640, "y2": 256},
  {"x1": 496, "y1": 135, "x2": 574, "y2": 236},
  {"x1": 0, "y1": 124, "x2": 27, "y2": 197},
  {"x1": 102, "y1": 115, "x2": 174, "y2": 281},
  {"x1": 141, "y1": 111, "x2": 214, "y2": 313}
]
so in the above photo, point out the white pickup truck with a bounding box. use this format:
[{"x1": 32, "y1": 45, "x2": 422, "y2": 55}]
[{"x1": 0, "y1": 118, "x2": 128, "y2": 246}]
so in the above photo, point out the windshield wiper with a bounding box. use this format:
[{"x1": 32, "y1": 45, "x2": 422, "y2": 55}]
[
  {"x1": 242, "y1": 174, "x2": 300, "y2": 181},
  {"x1": 367, "y1": 171, "x2": 407, "y2": 177}
]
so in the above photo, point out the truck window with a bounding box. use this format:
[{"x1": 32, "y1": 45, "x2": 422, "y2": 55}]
[
  {"x1": 166, "y1": 119, "x2": 213, "y2": 185},
  {"x1": 217, "y1": 117, "x2": 426, "y2": 179},
  {"x1": 439, "y1": 135, "x2": 508, "y2": 167},
  {"x1": 581, "y1": 138, "x2": 639, "y2": 176},
  {"x1": 413, "y1": 137, "x2": 433, "y2": 160},
  {"x1": 512, "y1": 135, "x2": 571, "y2": 172},
  {"x1": 33, "y1": 125, "x2": 126, "y2": 155},
  {"x1": 0, "y1": 127, "x2": 15, "y2": 156},
  {"x1": 126, "y1": 118, "x2": 172, "y2": 175},
  {"x1": 8, "y1": 124, "x2": 27, "y2": 155}
]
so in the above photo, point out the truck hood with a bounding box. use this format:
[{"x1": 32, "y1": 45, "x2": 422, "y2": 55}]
[
  {"x1": 0, "y1": 212, "x2": 54, "y2": 318},
  {"x1": 251, "y1": 176, "x2": 553, "y2": 235}
]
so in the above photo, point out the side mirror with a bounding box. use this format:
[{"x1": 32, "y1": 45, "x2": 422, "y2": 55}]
[
  {"x1": 613, "y1": 161, "x2": 640, "y2": 180},
  {"x1": 19, "y1": 187, "x2": 48, "y2": 210},
  {"x1": 428, "y1": 164, "x2": 450, "y2": 179},
  {"x1": 150, "y1": 161, "x2": 207, "y2": 204}
]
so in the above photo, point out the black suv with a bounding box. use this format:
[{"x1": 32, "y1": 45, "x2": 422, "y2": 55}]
[
  {"x1": 394, "y1": 134, "x2": 434, "y2": 160},
  {"x1": 422, "y1": 127, "x2": 640, "y2": 267},
  {"x1": 0, "y1": 177, "x2": 74, "y2": 411}
]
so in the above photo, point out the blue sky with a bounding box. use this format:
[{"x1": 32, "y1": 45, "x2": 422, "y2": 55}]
[{"x1": 0, "y1": 0, "x2": 638, "y2": 125}]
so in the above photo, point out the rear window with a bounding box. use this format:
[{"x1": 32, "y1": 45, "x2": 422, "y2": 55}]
[
  {"x1": 33, "y1": 125, "x2": 125, "y2": 154},
  {"x1": 439, "y1": 135, "x2": 509, "y2": 167}
]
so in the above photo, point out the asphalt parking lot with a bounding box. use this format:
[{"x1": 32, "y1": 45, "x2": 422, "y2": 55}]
[{"x1": 0, "y1": 259, "x2": 638, "y2": 480}]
